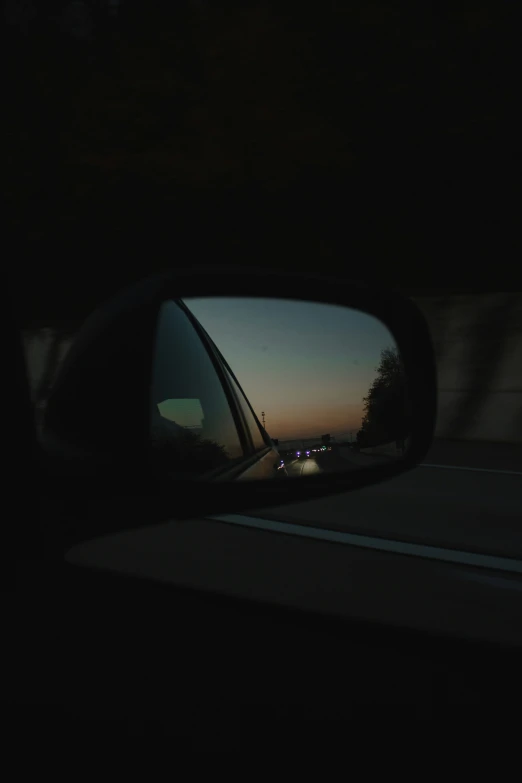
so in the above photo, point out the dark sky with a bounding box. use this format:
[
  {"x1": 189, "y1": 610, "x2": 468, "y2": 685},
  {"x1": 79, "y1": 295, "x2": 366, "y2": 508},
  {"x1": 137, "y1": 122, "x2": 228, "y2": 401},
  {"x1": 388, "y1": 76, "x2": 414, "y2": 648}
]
[
  {"x1": 6, "y1": 1, "x2": 517, "y2": 328},
  {"x1": 185, "y1": 297, "x2": 396, "y2": 441}
]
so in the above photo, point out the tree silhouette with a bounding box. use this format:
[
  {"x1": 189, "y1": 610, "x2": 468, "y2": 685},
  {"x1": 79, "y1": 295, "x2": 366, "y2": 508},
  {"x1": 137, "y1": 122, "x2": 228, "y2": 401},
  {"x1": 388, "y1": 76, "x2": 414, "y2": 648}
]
[{"x1": 357, "y1": 347, "x2": 408, "y2": 450}]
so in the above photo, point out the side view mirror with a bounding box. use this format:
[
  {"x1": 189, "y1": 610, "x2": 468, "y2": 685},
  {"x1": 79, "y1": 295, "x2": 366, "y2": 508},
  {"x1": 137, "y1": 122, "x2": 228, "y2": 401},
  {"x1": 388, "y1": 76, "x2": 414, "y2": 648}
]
[{"x1": 39, "y1": 268, "x2": 436, "y2": 545}]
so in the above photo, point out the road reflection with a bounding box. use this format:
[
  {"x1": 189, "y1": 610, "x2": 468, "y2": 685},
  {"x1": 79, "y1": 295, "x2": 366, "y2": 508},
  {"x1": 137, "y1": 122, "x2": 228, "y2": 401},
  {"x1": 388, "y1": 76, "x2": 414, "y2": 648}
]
[
  {"x1": 282, "y1": 444, "x2": 394, "y2": 477},
  {"x1": 284, "y1": 457, "x2": 323, "y2": 478},
  {"x1": 284, "y1": 449, "x2": 355, "y2": 477}
]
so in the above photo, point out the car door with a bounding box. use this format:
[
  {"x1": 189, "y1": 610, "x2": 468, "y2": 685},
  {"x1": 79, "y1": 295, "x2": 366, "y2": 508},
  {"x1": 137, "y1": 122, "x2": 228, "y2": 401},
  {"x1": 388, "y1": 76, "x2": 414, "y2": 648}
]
[
  {"x1": 149, "y1": 297, "x2": 252, "y2": 480},
  {"x1": 180, "y1": 302, "x2": 287, "y2": 480},
  {"x1": 151, "y1": 298, "x2": 283, "y2": 481}
]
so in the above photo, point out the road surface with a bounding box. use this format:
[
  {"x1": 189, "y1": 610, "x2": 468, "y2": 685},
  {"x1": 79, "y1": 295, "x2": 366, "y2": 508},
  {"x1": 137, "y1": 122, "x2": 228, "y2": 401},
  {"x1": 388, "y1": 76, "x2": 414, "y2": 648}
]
[
  {"x1": 284, "y1": 456, "x2": 323, "y2": 478},
  {"x1": 251, "y1": 439, "x2": 522, "y2": 560},
  {"x1": 283, "y1": 446, "x2": 387, "y2": 478}
]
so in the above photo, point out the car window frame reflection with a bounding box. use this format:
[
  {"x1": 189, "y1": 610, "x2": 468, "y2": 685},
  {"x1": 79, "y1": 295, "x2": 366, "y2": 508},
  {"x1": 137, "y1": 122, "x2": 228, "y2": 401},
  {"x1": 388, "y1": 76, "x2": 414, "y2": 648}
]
[
  {"x1": 187, "y1": 320, "x2": 272, "y2": 457},
  {"x1": 219, "y1": 359, "x2": 270, "y2": 454},
  {"x1": 151, "y1": 299, "x2": 248, "y2": 477},
  {"x1": 176, "y1": 299, "x2": 269, "y2": 460}
]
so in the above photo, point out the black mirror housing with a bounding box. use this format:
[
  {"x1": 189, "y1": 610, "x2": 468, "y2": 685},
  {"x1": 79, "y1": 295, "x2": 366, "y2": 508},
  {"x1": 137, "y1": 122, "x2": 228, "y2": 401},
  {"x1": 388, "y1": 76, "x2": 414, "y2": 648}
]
[{"x1": 41, "y1": 267, "x2": 437, "y2": 547}]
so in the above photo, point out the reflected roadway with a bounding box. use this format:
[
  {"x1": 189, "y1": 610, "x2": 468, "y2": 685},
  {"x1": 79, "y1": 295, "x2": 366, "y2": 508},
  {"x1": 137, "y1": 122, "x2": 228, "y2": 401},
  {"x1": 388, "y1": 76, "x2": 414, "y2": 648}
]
[
  {"x1": 284, "y1": 457, "x2": 323, "y2": 478},
  {"x1": 283, "y1": 446, "x2": 392, "y2": 478}
]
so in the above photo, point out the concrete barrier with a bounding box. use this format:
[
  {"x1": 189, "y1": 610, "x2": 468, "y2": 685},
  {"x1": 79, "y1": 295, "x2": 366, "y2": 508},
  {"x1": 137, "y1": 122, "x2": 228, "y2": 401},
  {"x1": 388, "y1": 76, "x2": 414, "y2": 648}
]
[
  {"x1": 413, "y1": 294, "x2": 522, "y2": 444},
  {"x1": 358, "y1": 442, "x2": 402, "y2": 458},
  {"x1": 338, "y1": 445, "x2": 397, "y2": 464}
]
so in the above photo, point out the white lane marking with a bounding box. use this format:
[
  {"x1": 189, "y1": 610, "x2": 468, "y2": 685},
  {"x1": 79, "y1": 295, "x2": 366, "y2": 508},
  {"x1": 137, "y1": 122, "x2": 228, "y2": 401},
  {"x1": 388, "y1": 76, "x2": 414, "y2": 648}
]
[
  {"x1": 421, "y1": 463, "x2": 522, "y2": 476},
  {"x1": 210, "y1": 513, "x2": 522, "y2": 574}
]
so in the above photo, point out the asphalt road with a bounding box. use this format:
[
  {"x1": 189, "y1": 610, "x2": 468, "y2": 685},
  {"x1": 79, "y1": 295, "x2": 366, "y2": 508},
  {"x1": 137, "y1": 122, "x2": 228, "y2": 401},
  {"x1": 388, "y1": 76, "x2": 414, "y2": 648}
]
[
  {"x1": 283, "y1": 446, "x2": 386, "y2": 478},
  {"x1": 285, "y1": 456, "x2": 324, "y2": 478},
  {"x1": 249, "y1": 440, "x2": 522, "y2": 560}
]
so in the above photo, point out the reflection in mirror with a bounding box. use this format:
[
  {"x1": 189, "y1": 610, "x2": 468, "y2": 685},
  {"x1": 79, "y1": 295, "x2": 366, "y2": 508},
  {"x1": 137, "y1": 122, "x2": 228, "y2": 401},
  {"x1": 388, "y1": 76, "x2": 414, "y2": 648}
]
[
  {"x1": 150, "y1": 299, "x2": 245, "y2": 479},
  {"x1": 179, "y1": 297, "x2": 411, "y2": 480}
]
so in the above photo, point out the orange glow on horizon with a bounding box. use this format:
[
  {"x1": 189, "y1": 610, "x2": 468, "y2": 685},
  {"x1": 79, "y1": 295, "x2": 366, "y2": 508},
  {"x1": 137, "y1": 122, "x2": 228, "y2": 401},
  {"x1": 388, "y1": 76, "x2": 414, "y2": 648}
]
[{"x1": 265, "y1": 404, "x2": 364, "y2": 441}]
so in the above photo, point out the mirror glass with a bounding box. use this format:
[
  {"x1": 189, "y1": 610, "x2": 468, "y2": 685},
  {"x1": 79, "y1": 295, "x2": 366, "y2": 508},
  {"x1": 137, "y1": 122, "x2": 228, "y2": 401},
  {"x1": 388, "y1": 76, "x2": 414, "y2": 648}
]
[{"x1": 150, "y1": 297, "x2": 411, "y2": 480}]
